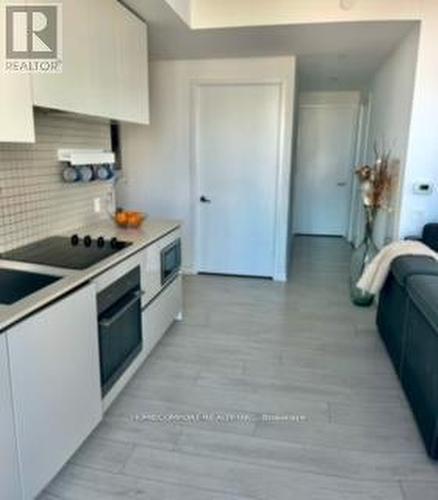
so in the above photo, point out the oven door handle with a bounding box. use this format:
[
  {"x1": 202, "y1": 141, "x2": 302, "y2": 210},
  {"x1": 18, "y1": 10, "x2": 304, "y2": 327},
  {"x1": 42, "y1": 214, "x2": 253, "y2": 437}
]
[{"x1": 99, "y1": 290, "x2": 142, "y2": 329}]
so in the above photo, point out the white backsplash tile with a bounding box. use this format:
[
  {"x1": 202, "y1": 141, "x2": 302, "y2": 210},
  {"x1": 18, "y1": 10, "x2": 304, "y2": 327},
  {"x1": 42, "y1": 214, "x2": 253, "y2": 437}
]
[{"x1": 0, "y1": 110, "x2": 113, "y2": 253}]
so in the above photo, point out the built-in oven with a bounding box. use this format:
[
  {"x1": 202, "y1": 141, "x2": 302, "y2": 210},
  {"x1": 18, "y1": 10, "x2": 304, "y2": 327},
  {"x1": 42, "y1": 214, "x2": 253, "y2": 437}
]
[
  {"x1": 97, "y1": 266, "x2": 142, "y2": 396},
  {"x1": 161, "y1": 238, "x2": 181, "y2": 286}
]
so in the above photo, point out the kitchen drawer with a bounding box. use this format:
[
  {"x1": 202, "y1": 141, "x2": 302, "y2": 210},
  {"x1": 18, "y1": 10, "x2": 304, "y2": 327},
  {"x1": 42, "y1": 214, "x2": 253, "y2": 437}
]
[
  {"x1": 142, "y1": 276, "x2": 182, "y2": 358},
  {"x1": 141, "y1": 228, "x2": 181, "y2": 306}
]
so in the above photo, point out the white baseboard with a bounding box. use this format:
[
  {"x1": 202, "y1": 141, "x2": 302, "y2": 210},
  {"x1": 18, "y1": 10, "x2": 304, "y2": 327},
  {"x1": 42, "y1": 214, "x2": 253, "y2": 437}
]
[
  {"x1": 274, "y1": 271, "x2": 287, "y2": 282},
  {"x1": 181, "y1": 266, "x2": 196, "y2": 275}
]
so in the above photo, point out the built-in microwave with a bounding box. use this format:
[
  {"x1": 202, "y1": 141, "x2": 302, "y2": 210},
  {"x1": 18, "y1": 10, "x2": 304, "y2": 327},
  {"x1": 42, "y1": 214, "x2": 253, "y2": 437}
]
[{"x1": 161, "y1": 238, "x2": 181, "y2": 286}]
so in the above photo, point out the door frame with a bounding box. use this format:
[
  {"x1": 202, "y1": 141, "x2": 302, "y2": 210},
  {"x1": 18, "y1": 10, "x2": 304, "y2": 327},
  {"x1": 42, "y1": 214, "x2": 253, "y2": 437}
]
[
  {"x1": 347, "y1": 96, "x2": 372, "y2": 246},
  {"x1": 190, "y1": 78, "x2": 293, "y2": 281},
  {"x1": 292, "y1": 102, "x2": 360, "y2": 238}
]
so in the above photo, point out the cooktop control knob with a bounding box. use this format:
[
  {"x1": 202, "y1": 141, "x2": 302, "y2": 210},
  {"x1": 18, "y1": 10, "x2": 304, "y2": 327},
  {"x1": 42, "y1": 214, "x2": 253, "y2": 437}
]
[
  {"x1": 110, "y1": 237, "x2": 118, "y2": 249},
  {"x1": 71, "y1": 234, "x2": 79, "y2": 246},
  {"x1": 84, "y1": 235, "x2": 92, "y2": 247},
  {"x1": 97, "y1": 237, "x2": 105, "y2": 248}
]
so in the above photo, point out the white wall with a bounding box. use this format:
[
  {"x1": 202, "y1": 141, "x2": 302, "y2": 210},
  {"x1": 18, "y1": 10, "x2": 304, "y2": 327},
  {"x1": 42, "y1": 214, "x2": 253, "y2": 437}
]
[
  {"x1": 190, "y1": 0, "x2": 421, "y2": 29},
  {"x1": 164, "y1": 0, "x2": 192, "y2": 24},
  {"x1": 178, "y1": 0, "x2": 438, "y2": 240},
  {"x1": 123, "y1": 2, "x2": 438, "y2": 246},
  {"x1": 400, "y1": 2, "x2": 438, "y2": 236},
  {"x1": 299, "y1": 91, "x2": 361, "y2": 107},
  {"x1": 363, "y1": 27, "x2": 419, "y2": 246},
  {"x1": 118, "y1": 57, "x2": 295, "y2": 276}
]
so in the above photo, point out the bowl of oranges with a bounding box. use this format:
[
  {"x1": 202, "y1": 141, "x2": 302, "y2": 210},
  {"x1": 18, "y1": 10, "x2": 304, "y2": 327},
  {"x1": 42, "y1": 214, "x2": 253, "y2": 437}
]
[{"x1": 114, "y1": 210, "x2": 146, "y2": 229}]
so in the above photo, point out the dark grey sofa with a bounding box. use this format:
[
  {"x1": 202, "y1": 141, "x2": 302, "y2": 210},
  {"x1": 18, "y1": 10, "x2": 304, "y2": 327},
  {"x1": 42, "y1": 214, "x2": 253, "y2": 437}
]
[{"x1": 377, "y1": 223, "x2": 438, "y2": 459}]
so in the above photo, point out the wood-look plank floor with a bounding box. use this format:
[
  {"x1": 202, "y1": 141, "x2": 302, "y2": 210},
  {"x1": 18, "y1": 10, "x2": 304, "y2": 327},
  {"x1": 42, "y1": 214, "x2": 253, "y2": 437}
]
[{"x1": 40, "y1": 236, "x2": 438, "y2": 500}]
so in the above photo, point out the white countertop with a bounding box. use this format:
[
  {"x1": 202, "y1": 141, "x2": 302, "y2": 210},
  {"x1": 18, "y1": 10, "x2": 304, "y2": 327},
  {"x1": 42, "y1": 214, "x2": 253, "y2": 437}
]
[{"x1": 0, "y1": 218, "x2": 181, "y2": 333}]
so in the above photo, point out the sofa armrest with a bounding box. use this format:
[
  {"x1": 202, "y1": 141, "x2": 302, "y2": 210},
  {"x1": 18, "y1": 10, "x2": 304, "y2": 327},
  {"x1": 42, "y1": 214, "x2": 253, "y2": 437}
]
[{"x1": 391, "y1": 256, "x2": 438, "y2": 287}]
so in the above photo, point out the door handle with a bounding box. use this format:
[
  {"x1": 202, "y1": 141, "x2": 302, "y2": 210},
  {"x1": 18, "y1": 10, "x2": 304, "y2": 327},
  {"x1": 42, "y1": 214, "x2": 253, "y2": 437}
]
[
  {"x1": 337, "y1": 182, "x2": 347, "y2": 187},
  {"x1": 200, "y1": 196, "x2": 211, "y2": 203}
]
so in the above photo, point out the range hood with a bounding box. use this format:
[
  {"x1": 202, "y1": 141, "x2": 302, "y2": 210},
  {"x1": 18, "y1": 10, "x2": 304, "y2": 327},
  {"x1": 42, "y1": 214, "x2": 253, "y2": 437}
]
[{"x1": 57, "y1": 149, "x2": 115, "y2": 166}]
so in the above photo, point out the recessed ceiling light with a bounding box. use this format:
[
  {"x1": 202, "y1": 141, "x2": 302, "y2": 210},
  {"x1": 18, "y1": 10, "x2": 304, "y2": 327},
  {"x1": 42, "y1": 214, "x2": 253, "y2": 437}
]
[{"x1": 340, "y1": 0, "x2": 356, "y2": 10}]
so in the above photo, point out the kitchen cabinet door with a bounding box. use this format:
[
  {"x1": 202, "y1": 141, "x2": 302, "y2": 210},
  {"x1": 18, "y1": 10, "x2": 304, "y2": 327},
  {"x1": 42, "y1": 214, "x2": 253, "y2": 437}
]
[
  {"x1": 87, "y1": 0, "x2": 119, "y2": 120},
  {"x1": 142, "y1": 276, "x2": 182, "y2": 358},
  {"x1": 0, "y1": 1, "x2": 35, "y2": 143},
  {"x1": 141, "y1": 242, "x2": 162, "y2": 306},
  {"x1": 0, "y1": 73, "x2": 35, "y2": 143},
  {"x1": 32, "y1": 0, "x2": 149, "y2": 124},
  {"x1": 114, "y1": 2, "x2": 150, "y2": 124},
  {"x1": 87, "y1": 0, "x2": 149, "y2": 123},
  {"x1": 32, "y1": 0, "x2": 94, "y2": 115},
  {"x1": 0, "y1": 335, "x2": 23, "y2": 500},
  {"x1": 7, "y1": 284, "x2": 102, "y2": 500}
]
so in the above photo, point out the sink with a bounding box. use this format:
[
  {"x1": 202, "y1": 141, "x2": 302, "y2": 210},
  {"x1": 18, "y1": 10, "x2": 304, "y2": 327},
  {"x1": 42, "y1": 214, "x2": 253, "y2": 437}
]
[{"x1": 0, "y1": 269, "x2": 61, "y2": 305}]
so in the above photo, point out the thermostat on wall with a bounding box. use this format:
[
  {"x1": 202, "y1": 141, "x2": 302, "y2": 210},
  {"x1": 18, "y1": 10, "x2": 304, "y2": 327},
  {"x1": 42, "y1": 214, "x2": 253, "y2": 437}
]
[{"x1": 413, "y1": 181, "x2": 434, "y2": 195}]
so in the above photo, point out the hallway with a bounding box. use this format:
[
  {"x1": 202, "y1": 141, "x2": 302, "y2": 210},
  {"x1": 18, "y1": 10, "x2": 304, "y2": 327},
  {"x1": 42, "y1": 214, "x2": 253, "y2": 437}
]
[{"x1": 41, "y1": 237, "x2": 438, "y2": 500}]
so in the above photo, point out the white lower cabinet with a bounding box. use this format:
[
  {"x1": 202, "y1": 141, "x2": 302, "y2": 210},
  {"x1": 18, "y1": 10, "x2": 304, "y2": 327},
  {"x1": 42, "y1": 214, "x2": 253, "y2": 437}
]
[
  {"x1": 7, "y1": 284, "x2": 102, "y2": 500},
  {"x1": 0, "y1": 336, "x2": 22, "y2": 500},
  {"x1": 142, "y1": 276, "x2": 182, "y2": 358},
  {"x1": 141, "y1": 242, "x2": 161, "y2": 306}
]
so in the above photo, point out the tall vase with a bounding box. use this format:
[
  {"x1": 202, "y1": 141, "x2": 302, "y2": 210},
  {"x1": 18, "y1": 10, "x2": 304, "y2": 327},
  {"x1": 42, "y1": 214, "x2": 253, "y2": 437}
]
[{"x1": 350, "y1": 207, "x2": 379, "y2": 306}]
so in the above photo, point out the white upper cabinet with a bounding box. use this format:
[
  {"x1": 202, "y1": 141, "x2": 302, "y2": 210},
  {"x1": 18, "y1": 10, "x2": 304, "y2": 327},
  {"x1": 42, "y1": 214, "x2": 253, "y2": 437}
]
[
  {"x1": 32, "y1": 0, "x2": 149, "y2": 124},
  {"x1": 0, "y1": 1, "x2": 35, "y2": 143},
  {"x1": 88, "y1": 0, "x2": 119, "y2": 120},
  {"x1": 0, "y1": 335, "x2": 23, "y2": 500},
  {"x1": 0, "y1": 73, "x2": 35, "y2": 143},
  {"x1": 0, "y1": 0, "x2": 149, "y2": 141},
  {"x1": 114, "y1": 1, "x2": 150, "y2": 124},
  {"x1": 32, "y1": 0, "x2": 94, "y2": 116}
]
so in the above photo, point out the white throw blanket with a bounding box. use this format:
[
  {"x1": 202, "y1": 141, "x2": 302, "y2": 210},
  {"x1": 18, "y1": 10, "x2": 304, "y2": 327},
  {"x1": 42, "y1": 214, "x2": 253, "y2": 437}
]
[{"x1": 357, "y1": 240, "x2": 438, "y2": 295}]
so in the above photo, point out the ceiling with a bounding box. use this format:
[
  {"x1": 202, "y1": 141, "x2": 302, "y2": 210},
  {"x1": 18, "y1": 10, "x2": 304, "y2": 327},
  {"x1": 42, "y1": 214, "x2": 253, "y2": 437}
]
[{"x1": 122, "y1": 0, "x2": 418, "y2": 90}]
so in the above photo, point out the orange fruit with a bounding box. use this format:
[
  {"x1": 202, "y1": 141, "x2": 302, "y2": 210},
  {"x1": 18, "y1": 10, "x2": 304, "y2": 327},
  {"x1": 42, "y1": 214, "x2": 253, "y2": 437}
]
[
  {"x1": 127, "y1": 213, "x2": 141, "y2": 226},
  {"x1": 115, "y1": 212, "x2": 128, "y2": 225}
]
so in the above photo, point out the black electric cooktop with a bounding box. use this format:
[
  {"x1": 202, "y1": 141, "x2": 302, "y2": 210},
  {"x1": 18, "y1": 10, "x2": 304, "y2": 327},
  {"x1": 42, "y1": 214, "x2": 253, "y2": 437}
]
[{"x1": 1, "y1": 235, "x2": 132, "y2": 270}]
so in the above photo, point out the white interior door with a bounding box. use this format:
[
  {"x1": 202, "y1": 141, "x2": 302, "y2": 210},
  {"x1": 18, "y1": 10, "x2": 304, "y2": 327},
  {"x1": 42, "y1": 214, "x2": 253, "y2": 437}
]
[
  {"x1": 293, "y1": 105, "x2": 358, "y2": 236},
  {"x1": 195, "y1": 83, "x2": 281, "y2": 277}
]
